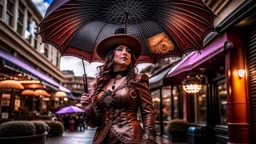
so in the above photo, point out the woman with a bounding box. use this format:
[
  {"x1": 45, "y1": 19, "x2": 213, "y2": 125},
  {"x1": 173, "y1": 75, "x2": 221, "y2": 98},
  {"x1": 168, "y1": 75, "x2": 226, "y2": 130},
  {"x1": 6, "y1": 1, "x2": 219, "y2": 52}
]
[{"x1": 81, "y1": 28, "x2": 156, "y2": 144}]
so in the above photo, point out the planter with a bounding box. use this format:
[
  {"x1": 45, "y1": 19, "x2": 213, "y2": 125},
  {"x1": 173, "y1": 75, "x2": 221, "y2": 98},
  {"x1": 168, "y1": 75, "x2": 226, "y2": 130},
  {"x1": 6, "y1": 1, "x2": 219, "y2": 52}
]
[
  {"x1": 168, "y1": 132, "x2": 187, "y2": 143},
  {"x1": 0, "y1": 133, "x2": 47, "y2": 144}
]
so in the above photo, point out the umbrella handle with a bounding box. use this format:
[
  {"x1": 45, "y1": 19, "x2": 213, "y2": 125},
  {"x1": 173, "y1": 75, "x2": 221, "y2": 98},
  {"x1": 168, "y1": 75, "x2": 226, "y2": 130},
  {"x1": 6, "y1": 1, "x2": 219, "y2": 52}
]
[
  {"x1": 83, "y1": 74, "x2": 88, "y2": 93},
  {"x1": 81, "y1": 59, "x2": 88, "y2": 93}
]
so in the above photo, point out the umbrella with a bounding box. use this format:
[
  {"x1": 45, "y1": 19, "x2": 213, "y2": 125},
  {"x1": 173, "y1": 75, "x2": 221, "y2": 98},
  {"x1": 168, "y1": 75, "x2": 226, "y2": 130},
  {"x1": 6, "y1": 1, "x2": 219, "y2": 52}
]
[
  {"x1": 56, "y1": 106, "x2": 84, "y2": 114},
  {"x1": 54, "y1": 91, "x2": 67, "y2": 97},
  {"x1": 0, "y1": 80, "x2": 24, "y2": 89},
  {"x1": 21, "y1": 89, "x2": 35, "y2": 96},
  {"x1": 34, "y1": 89, "x2": 50, "y2": 96},
  {"x1": 39, "y1": 0, "x2": 215, "y2": 64},
  {"x1": 0, "y1": 80, "x2": 24, "y2": 119}
]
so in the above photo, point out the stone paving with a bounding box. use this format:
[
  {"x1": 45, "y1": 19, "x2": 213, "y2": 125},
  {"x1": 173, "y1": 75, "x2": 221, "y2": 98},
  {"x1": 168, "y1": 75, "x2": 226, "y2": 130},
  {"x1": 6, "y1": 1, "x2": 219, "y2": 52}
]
[
  {"x1": 46, "y1": 127, "x2": 183, "y2": 144},
  {"x1": 46, "y1": 127, "x2": 96, "y2": 144}
]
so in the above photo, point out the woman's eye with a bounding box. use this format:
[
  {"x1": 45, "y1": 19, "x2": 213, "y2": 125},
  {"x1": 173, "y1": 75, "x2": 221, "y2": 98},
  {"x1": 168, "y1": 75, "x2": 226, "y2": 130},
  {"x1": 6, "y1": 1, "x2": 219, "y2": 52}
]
[
  {"x1": 117, "y1": 48, "x2": 122, "y2": 51},
  {"x1": 126, "y1": 49, "x2": 131, "y2": 53}
]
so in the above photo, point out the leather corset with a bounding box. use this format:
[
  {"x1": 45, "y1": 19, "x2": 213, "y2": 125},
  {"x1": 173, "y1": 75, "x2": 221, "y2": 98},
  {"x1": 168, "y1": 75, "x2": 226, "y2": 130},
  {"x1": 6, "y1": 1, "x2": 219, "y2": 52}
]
[{"x1": 84, "y1": 74, "x2": 156, "y2": 144}]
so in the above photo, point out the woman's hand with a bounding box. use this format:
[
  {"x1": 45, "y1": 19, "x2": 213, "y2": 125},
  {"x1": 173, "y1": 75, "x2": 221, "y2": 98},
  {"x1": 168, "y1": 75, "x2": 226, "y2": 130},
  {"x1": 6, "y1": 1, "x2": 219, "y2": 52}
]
[{"x1": 80, "y1": 93, "x2": 92, "y2": 111}]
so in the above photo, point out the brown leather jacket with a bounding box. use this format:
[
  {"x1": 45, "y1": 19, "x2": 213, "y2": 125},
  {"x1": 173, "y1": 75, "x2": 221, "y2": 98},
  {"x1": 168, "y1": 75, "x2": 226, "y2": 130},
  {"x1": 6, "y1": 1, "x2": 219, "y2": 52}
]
[{"x1": 84, "y1": 74, "x2": 156, "y2": 144}]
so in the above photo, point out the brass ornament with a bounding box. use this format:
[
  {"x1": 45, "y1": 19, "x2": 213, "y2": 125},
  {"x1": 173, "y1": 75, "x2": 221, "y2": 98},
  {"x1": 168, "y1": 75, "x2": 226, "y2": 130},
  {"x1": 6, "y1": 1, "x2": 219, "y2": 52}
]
[
  {"x1": 130, "y1": 89, "x2": 137, "y2": 99},
  {"x1": 147, "y1": 32, "x2": 174, "y2": 54}
]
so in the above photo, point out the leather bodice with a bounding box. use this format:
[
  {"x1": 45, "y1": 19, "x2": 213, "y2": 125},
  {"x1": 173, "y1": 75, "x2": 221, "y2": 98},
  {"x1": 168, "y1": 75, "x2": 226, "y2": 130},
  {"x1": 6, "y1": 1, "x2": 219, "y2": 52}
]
[{"x1": 84, "y1": 74, "x2": 156, "y2": 144}]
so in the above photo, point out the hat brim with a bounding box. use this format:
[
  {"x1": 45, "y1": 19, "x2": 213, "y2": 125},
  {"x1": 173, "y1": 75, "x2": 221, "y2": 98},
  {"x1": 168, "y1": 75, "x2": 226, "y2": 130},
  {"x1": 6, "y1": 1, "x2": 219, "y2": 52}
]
[{"x1": 96, "y1": 34, "x2": 142, "y2": 61}]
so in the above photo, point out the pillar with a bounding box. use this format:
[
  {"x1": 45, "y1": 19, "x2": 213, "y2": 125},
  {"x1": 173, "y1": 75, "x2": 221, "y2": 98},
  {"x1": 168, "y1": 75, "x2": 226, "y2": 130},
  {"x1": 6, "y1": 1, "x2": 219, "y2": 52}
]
[{"x1": 225, "y1": 30, "x2": 249, "y2": 144}]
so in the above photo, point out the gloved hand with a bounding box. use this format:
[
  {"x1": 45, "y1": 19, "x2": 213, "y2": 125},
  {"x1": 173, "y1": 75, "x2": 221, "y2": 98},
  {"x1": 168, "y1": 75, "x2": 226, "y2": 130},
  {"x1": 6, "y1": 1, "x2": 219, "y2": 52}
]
[{"x1": 80, "y1": 93, "x2": 93, "y2": 117}]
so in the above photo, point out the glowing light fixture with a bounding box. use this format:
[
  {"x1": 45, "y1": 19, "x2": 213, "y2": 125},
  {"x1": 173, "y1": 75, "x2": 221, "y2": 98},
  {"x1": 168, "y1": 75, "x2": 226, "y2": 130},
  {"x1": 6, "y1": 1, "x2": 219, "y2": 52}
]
[
  {"x1": 238, "y1": 69, "x2": 245, "y2": 78},
  {"x1": 64, "y1": 97, "x2": 69, "y2": 101},
  {"x1": 182, "y1": 74, "x2": 202, "y2": 94}
]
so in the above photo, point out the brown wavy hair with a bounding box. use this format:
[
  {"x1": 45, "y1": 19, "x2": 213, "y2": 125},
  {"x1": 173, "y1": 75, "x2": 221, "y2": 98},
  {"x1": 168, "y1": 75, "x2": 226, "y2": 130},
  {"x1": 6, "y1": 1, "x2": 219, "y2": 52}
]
[{"x1": 91, "y1": 46, "x2": 138, "y2": 103}]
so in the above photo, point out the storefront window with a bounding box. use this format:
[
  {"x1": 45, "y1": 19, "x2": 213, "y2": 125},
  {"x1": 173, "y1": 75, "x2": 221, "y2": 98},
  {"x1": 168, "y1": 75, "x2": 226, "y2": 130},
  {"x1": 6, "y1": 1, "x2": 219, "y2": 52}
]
[
  {"x1": 162, "y1": 86, "x2": 171, "y2": 136},
  {"x1": 217, "y1": 80, "x2": 227, "y2": 125},
  {"x1": 162, "y1": 86, "x2": 171, "y2": 121},
  {"x1": 194, "y1": 85, "x2": 207, "y2": 124},
  {"x1": 151, "y1": 89, "x2": 160, "y2": 134},
  {"x1": 172, "y1": 86, "x2": 179, "y2": 119}
]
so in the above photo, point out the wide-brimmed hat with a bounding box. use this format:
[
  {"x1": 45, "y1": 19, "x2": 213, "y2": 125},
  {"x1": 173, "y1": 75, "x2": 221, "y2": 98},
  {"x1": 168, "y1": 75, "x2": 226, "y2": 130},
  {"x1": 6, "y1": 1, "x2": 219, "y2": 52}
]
[{"x1": 96, "y1": 28, "x2": 142, "y2": 60}]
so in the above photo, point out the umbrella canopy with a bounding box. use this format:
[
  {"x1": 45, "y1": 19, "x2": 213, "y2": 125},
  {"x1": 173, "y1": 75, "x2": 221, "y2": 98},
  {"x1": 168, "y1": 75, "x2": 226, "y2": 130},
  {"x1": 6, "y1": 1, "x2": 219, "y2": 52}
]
[
  {"x1": 34, "y1": 89, "x2": 50, "y2": 96},
  {"x1": 39, "y1": 0, "x2": 215, "y2": 64},
  {"x1": 54, "y1": 91, "x2": 67, "y2": 97},
  {"x1": 56, "y1": 106, "x2": 84, "y2": 114},
  {"x1": 0, "y1": 80, "x2": 24, "y2": 89},
  {"x1": 21, "y1": 89, "x2": 35, "y2": 96}
]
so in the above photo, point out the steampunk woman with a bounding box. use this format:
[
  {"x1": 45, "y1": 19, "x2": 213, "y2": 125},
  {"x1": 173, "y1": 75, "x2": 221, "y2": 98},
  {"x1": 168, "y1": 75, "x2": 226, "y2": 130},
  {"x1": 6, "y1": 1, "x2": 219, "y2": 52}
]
[{"x1": 81, "y1": 28, "x2": 156, "y2": 144}]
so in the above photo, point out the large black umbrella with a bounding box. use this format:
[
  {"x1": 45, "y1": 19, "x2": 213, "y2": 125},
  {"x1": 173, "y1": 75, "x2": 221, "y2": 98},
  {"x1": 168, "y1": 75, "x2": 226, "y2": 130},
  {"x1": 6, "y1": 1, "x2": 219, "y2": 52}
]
[{"x1": 39, "y1": 0, "x2": 215, "y2": 64}]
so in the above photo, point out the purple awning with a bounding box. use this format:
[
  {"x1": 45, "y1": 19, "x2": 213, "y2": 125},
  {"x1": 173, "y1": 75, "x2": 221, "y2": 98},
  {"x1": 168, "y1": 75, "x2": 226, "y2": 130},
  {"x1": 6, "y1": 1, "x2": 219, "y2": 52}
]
[
  {"x1": 0, "y1": 49, "x2": 59, "y2": 88},
  {"x1": 167, "y1": 33, "x2": 228, "y2": 78}
]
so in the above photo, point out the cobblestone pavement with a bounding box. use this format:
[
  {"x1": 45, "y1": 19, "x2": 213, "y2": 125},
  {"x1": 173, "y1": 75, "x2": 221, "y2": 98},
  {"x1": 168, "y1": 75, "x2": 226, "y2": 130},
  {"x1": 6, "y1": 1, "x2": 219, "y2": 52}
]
[{"x1": 46, "y1": 127, "x2": 183, "y2": 144}]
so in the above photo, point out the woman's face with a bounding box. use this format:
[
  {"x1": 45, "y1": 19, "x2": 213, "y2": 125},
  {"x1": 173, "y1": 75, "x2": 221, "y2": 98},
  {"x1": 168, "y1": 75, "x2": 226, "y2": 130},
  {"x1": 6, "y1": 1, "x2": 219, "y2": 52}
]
[{"x1": 113, "y1": 45, "x2": 132, "y2": 69}]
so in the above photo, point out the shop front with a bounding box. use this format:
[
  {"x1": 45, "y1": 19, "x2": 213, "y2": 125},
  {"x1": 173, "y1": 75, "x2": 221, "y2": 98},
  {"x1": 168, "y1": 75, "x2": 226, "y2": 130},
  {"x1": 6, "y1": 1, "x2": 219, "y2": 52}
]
[
  {"x1": 164, "y1": 33, "x2": 228, "y2": 144},
  {"x1": 0, "y1": 49, "x2": 72, "y2": 120},
  {"x1": 149, "y1": 62, "x2": 183, "y2": 137}
]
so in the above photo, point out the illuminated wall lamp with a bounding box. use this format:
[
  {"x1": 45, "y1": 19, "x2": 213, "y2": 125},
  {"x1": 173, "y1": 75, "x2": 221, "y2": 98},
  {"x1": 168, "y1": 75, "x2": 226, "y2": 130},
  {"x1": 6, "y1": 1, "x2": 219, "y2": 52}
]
[{"x1": 238, "y1": 69, "x2": 245, "y2": 78}]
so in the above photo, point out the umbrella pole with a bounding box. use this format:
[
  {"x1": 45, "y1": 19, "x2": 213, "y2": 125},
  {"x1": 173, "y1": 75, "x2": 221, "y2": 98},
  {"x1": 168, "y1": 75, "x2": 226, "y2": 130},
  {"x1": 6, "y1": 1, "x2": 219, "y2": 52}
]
[{"x1": 82, "y1": 60, "x2": 88, "y2": 93}]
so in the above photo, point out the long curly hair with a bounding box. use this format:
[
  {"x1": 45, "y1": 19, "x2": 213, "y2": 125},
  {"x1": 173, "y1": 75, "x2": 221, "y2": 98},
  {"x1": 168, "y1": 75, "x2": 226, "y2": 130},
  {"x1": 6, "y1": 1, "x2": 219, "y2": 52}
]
[{"x1": 91, "y1": 46, "x2": 138, "y2": 103}]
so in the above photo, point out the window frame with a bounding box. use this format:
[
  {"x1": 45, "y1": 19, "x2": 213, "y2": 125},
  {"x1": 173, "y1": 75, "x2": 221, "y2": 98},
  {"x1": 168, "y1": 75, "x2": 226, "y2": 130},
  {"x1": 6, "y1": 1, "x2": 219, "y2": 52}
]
[
  {"x1": 17, "y1": 2, "x2": 25, "y2": 35},
  {"x1": 0, "y1": 0, "x2": 3, "y2": 19},
  {"x1": 214, "y1": 77, "x2": 227, "y2": 125},
  {"x1": 25, "y1": 12, "x2": 32, "y2": 43},
  {"x1": 6, "y1": 0, "x2": 14, "y2": 26}
]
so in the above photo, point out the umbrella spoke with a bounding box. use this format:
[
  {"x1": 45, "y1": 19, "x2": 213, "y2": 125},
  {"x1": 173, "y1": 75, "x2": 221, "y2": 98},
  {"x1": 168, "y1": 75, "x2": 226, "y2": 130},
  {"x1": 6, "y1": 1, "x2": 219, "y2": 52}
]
[
  {"x1": 40, "y1": 9, "x2": 88, "y2": 24},
  {"x1": 40, "y1": 13, "x2": 87, "y2": 36},
  {"x1": 170, "y1": 2, "x2": 213, "y2": 13},
  {"x1": 43, "y1": 18, "x2": 84, "y2": 44},
  {"x1": 172, "y1": 13, "x2": 204, "y2": 32},
  {"x1": 170, "y1": 16, "x2": 202, "y2": 39},
  {"x1": 59, "y1": 22, "x2": 84, "y2": 49}
]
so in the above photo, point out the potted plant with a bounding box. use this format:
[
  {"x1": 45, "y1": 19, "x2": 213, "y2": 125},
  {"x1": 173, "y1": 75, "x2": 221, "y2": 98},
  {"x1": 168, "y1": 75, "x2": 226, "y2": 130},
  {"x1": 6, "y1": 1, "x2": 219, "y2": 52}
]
[
  {"x1": 44, "y1": 121, "x2": 64, "y2": 137},
  {"x1": 0, "y1": 121, "x2": 47, "y2": 144},
  {"x1": 166, "y1": 119, "x2": 189, "y2": 142}
]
